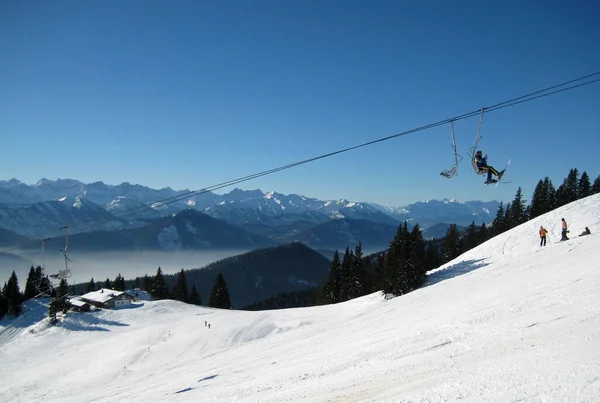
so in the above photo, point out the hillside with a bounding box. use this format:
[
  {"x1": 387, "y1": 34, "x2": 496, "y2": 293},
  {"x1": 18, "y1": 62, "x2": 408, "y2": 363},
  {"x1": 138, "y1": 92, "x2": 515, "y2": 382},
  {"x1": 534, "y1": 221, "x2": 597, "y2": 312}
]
[
  {"x1": 39, "y1": 208, "x2": 276, "y2": 252},
  {"x1": 163, "y1": 242, "x2": 331, "y2": 308},
  {"x1": 1, "y1": 194, "x2": 599, "y2": 402}
]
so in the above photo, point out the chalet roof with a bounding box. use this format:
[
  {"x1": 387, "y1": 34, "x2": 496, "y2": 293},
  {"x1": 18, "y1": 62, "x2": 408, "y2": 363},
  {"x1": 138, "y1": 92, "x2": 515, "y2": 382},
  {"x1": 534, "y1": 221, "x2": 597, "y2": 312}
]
[
  {"x1": 68, "y1": 299, "x2": 90, "y2": 307},
  {"x1": 80, "y1": 288, "x2": 124, "y2": 304}
]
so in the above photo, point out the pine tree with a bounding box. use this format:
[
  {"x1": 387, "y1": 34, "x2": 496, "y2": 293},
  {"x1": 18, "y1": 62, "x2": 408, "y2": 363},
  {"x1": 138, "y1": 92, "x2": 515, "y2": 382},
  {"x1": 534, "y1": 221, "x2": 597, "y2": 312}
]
[
  {"x1": 24, "y1": 266, "x2": 39, "y2": 300},
  {"x1": 104, "y1": 278, "x2": 112, "y2": 289},
  {"x1": 338, "y1": 247, "x2": 354, "y2": 301},
  {"x1": 58, "y1": 278, "x2": 69, "y2": 297},
  {"x1": 579, "y1": 171, "x2": 591, "y2": 198},
  {"x1": 34, "y1": 266, "x2": 52, "y2": 296},
  {"x1": 406, "y1": 224, "x2": 427, "y2": 290},
  {"x1": 503, "y1": 201, "x2": 513, "y2": 230},
  {"x1": 87, "y1": 278, "x2": 96, "y2": 293},
  {"x1": 441, "y1": 224, "x2": 462, "y2": 263},
  {"x1": 320, "y1": 250, "x2": 342, "y2": 303},
  {"x1": 48, "y1": 298, "x2": 58, "y2": 324},
  {"x1": 209, "y1": 273, "x2": 232, "y2": 309},
  {"x1": 151, "y1": 267, "x2": 169, "y2": 299},
  {"x1": 478, "y1": 223, "x2": 489, "y2": 245},
  {"x1": 113, "y1": 274, "x2": 126, "y2": 291},
  {"x1": 344, "y1": 243, "x2": 366, "y2": 300},
  {"x1": 4, "y1": 271, "x2": 23, "y2": 317},
  {"x1": 385, "y1": 221, "x2": 411, "y2": 295},
  {"x1": 142, "y1": 275, "x2": 153, "y2": 292},
  {"x1": 463, "y1": 221, "x2": 479, "y2": 252},
  {"x1": 491, "y1": 202, "x2": 506, "y2": 236},
  {"x1": 529, "y1": 179, "x2": 545, "y2": 219},
  {"x1": 424, "y1": 241, "x2": 441, "y2": 272},
  {"x1": 556, "y1": 168, "x2": 579, "y2": 206},
  {"x1": 510, "y1": 187, "x2": 528, "y2": 226},
  {"x1": 172, "y1": 269, "x2": 189, "y2": 303},
  {"x1": 0, "y1": 287, "x2": 7, "y2": 319},
  {"x1": 373, "y1": 252, "x2": 386, "y2": 292},
  {"x1": 189, "y1": 285, "x2": 202, "y2": 305},
  {"x1": 592, "y1": 175, "x2": 600, "y2": 194}
]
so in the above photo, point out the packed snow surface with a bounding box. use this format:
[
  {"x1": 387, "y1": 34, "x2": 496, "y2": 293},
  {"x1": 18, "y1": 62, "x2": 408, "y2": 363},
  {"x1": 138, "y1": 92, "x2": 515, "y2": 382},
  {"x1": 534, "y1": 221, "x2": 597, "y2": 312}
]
[{"x1": 1, "y1": 195, "x2": 600, "y2": 402}]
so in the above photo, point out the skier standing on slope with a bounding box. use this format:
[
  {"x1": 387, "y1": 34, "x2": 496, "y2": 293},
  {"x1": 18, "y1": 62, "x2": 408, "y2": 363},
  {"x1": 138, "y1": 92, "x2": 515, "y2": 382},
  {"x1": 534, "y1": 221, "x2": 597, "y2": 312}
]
[
  {"x1": 539, "y1": 226, "x2": 548, "y2": 246},
  {"x1": 561, "y1": 218, "x2": 569, "y2": 241}
]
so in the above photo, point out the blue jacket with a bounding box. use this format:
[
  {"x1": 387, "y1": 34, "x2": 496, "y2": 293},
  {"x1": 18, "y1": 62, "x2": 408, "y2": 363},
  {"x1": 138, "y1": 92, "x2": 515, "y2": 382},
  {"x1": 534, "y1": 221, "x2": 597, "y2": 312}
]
[{"x1": 474, "y1": 155, "x2": 486, "y2": 169}]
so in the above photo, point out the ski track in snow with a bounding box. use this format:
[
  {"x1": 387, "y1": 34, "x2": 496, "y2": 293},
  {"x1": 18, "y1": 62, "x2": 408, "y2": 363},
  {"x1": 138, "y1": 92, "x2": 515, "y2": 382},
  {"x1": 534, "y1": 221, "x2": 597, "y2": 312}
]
[{"x1": 1, "y1": 194, "x2": 600, "y2": 402}]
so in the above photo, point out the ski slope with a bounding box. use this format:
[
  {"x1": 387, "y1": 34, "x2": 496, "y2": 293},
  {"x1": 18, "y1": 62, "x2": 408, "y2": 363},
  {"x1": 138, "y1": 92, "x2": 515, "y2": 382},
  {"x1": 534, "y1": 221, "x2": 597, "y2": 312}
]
[{"x1": 1, "y1": 194, "x2": 600, "y2": 402}]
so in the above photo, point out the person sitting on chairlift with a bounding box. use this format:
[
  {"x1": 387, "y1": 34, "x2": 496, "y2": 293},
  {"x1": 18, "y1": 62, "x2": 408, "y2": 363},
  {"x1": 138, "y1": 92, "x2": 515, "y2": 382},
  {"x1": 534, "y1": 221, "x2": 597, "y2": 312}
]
[{"x1": 474, "y1": 150, "x2": 505, "y2": 184}]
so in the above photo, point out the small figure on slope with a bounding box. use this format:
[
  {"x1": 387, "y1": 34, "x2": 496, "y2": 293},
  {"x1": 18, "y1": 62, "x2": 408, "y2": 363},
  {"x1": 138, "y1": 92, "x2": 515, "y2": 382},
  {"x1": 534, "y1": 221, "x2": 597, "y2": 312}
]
[
  {"x1": 539, "y1": 226, "x2": 548, "y2": 247},
  {"x1": 561, "y1": 218, "x2": 569, "y2": 241},
  {"x1": 579, "y1": 227, "x2": 591, "y2": 237},
  {"x1": 474, "y1": 150, "x2": 505, "y2": 184}
]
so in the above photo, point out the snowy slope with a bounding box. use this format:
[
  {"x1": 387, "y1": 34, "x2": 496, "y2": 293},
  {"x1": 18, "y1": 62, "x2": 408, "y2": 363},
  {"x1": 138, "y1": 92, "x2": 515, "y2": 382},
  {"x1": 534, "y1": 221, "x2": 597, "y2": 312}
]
[{"x1": 1, "y1": 194, "x2": 599, "y2": 402}]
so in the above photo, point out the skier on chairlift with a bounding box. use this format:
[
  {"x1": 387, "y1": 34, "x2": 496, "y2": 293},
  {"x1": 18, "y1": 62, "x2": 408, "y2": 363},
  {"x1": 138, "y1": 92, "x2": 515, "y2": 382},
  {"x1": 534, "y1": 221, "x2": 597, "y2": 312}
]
[{"x1": 474, "y1": 150, "x2": 505, "y2": 184}]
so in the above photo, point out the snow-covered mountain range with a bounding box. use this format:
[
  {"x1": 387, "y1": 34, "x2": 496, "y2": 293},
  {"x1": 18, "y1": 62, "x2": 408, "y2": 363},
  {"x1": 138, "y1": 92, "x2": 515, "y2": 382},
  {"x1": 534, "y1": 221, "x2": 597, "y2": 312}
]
[{"x1": 0, "y1": 178, "x2": 499, "y2": 251}]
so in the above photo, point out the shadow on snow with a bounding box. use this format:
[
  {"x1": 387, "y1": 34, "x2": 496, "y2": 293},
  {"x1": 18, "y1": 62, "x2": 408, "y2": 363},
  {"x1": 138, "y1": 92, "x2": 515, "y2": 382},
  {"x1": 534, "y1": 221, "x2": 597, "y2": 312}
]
[
  {"x1": 424, "y1": 258, "x2": 490, "y2": 288},
  {"x1": 59, "y1": 315, "x2": 130, "y2": 332}
]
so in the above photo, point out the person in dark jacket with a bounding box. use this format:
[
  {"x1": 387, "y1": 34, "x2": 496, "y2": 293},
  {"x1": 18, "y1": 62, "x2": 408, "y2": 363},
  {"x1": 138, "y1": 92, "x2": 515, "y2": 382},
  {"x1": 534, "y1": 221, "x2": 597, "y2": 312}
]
[{"x1": 474, "y1": 150, "x2": 505, "y2": 184}]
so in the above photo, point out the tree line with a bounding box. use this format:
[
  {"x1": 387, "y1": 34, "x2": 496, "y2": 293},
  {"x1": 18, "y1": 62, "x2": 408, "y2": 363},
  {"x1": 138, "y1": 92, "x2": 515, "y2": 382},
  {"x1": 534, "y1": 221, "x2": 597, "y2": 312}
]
[
  {"x1": 2, "y1": 168, "x2": 598, "y2": 319},
  {"x1": 284, "y1": 167, "x2": 600, "y2": 307}
]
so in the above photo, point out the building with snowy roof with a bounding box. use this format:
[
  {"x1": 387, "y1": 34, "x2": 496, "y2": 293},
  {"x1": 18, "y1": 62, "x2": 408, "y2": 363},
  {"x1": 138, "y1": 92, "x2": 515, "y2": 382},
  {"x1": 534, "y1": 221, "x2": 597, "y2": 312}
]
[
  {"x1": 79, "y1": 288, "x2": 133, "y2": 309},
  {"x1": 68, "y1": 298, "x2": 91, "y2": 312}
]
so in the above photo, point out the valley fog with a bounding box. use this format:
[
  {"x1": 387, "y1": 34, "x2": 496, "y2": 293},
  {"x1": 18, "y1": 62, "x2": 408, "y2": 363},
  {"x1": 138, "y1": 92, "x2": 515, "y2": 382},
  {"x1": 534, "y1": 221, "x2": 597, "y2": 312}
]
[{"x1": 0, "y1": 249, "x2": 251, "y2": 286}]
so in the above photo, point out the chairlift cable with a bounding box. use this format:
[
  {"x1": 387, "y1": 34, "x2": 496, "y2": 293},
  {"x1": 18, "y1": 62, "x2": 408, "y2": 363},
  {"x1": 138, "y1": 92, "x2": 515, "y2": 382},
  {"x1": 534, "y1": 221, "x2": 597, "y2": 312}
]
[{"x1": 1, "y1": 71, "x2": 599, "y2": 253}]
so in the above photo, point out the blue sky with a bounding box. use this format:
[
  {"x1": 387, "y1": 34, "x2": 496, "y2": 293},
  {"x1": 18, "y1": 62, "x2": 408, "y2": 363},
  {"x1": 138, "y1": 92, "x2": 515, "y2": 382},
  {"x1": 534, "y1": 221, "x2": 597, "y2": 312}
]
[{"x1": 1, "y1": 0, "x2": 599, "y2": 206}]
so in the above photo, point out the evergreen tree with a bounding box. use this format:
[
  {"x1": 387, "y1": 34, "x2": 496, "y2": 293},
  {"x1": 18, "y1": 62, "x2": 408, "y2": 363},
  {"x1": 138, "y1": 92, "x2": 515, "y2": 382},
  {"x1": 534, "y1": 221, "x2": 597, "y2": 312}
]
[
  {"x1": 113, "y1": 274, "x2": 126, "y2": 291},
  {"x1": 103, "y1": 278, "x2": 112, "y2": 289},
  {"x1": 510, "y1": 187, "x2": 528, "y2": 226},
  {"x1": 406, "y1": 224, "x2": 427, "y2": 290},
  {"x1": 87, "y1": 278, "x2": 96, "y2": 293},
  {"x1": 142, "y1": 275, "x2": 153, "y2": 292},
  {"x1": 320, "y1": 250, "x2": 342, "y2": 303},
  {"x1": 338, "y1": 247, "x2": 354, "y2": 301},
  {"x1": 556, "y1": 168, "x2": 579, "y2": 206},
  {"x1": 58, "y1": 278, "x2": 69, "y2": 297},
  {"x1": 0, "y1": 287, "x2": 7, "y2": 319},
  {"x1": 209, "y1": 273, "x2": 232, "y2": 309},
  {"x1": 463, "y1": 221, "x2": 479, "y2": 252},
  {"x1": 344, "y1": 243, "x2": 366, "y2": 300},
  {"x1": 491, "y1": 202, "x2": 506, "y2": 236},
  {"x1": 189, "y1": 285, "x2": 202, "y2": 305},
  {"x1": 385, "y1": 221, "x2": 410, "y2": 295},
  {"x1": 542, "y1": 177, "x2": 557, "y2": 211},
  {"x1": 478, "y1": 223, "x2": 489, "y2": 245},
  {"x1": 424, "y1": 241, "x2": 441, "y2": 272},
  {"x1": 579, "y1": 171, "x2": 591, "y2": 198},
  {"x1": 529, "y1": 179, "x2": 544, "y2": 219},
  {"x1": 24, "y1": 266, "x2": 40, "y2": 300},
  {"x1": 592, "y1": 175, "x2": 600, "y2": 194},
  {"x1": 3, "y1": 271, "x2": 23, "y2": 317},
  {"x1": 503, "y1": 201, "x2": 513, "y2": 230},
  {"x1": 373, "y1": 252, "x2": 386, "y2": 292},
  {"x1": 34, "y1": 266, "x2": 52, "y2": 296},
  {"x1": 172, "y1": 269, "x2": 189, "y2": 303},
  {"x1": 48, "y1": 298, "x2": 58, "y2": 324},
  {"x1": 151, "y1": 267, "x2": 169, "y2": 299},
  {"x1": 441, "y1": 224, "x2": 462, "y2": 263}
]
